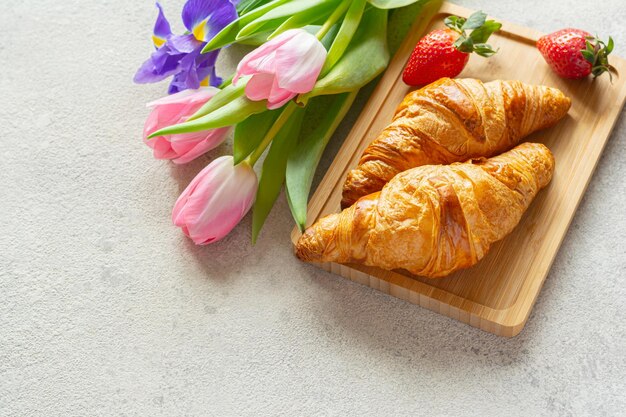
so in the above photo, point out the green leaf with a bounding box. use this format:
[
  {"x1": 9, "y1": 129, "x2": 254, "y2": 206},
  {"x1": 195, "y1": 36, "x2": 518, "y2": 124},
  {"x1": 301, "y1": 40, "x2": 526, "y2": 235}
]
[
  {"x1": 443, "y1": 15, "x2": 464, "y2": 32},
  {"x1": 286, "y1": 91, "x2": 358, "y2": 230},
  {"x1": 302, "y1": 6, "x2": 389, "y2": 99},
  {"x1": 251, "y1": 108, "x2": 306, "y2": 243},
  {"x1": 236, "y1": 0, "x2": 274, "y2": 15},
  {"x1": 233, "y1": 109, "x2": 281, "y2": 164},
  {"x1": 148, "y1": 97, "x2": 267, "y2": 138},
  {"x1": 469, "y1": 20, "x2": 501, "y2": 44},
  {"x1": 454, "y1": 35, "x2": 474, "y2": 53},
  {"x1": 237, "y1": 0, "x2": 336, "y2": 40},
  {"x1": 321, "y1": 0, "x2": 367, "y2": 75},
  {"x1": 236, "y1": 20, "x2": 285, "y2": 41},
  {"x1": 581, "y1": 49, "x2": 595, "y2": 63},
  {"x1": 187, "y1": 81, "x2": 246, "y2": 122},
  {"x1": 473, "y1": 43, "x2": 498, "y2": 57},
  {"x1": 607, "y1": 36, "x2": 614, "y2": 54},
  {"x1": 319, "y1": 22, "x2": 342, "y2": 49},
  {"x1": 268, "y1": 4, "x2": 334, "y2": 39},
  {"x1": 202, "y1": 0, "x2": 289, "y2": 52},
  {"x1": 367, "y1": 0, "x2": 422, "y2": 9},
  {"x1": 388, "y1": 0, "x2": 443, "y2": 55},
  {"x1": 461, "y1": 10, "x2": 486, "y2": 30},
  {"x1": 236, "y1": 31, "x2": 276, "y2": 46}
]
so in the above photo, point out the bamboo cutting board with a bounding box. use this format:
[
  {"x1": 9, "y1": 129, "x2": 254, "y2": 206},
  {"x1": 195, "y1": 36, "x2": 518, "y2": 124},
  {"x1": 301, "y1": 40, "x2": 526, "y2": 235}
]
[{"x1": 291, "y1": 2, "x2": 626, "y2": 337}]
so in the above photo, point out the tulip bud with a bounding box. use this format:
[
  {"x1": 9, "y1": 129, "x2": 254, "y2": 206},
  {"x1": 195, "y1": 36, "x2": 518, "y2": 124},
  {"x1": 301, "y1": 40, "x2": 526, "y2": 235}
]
[
  {"x1": 143, "y1": 87, "x2": 230, "y2": 164},
  {"x1": 172, "y1": 156, "x2": 258, "y2": 244},
  {"x1": 233, "y1": 29, "x2": 327, "y2": 110}
]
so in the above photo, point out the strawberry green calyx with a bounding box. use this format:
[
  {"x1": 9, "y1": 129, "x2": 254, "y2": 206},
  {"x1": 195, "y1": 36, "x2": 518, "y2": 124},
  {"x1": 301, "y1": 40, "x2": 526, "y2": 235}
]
[
  {"x1": 581, "y1": 35, "x2": 616, "y2": 80},
  {"x1": 444, "y1": 11, "x2": 502, "y2": 57}
]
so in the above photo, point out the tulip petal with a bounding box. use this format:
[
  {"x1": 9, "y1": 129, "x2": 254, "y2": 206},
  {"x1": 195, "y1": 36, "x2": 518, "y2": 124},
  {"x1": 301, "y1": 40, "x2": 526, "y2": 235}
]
[
  {"x1": 245, "y1": 74, "x2": 275, "y2": 101},
  {"x1": 274, "y1": 32, "x2": 327, "y2": 92},
  {"x1": 180, "y1": 158, "x2": 235, "y2": 241},
  {"x1": 171, "y1": 127, "x2": 230, "y2": 164},
  {"x1": 235, "y1": 30, "x2": 298, "y2": 76},
  {"x1": 172, "y1": 156, "x2": 258, "y2": 244},
  {"x1": 267, "y1": 79, "x2": 296, "y2": 109},
  {"x1": 144, "y1": 88, "x2": 229, "y2": 163},
  {"x1": 234, "y1": 29, "x2": 326, "y2": 108},
  {"x1": 148, "y1": 136, "x2": 178, "y2": 160},
  {"x1": 172, "y1": 156, "x2": 228, "y2": 227},
  {"x1": 147, "y1": 86, "x2": 218, "y2": 107},
  {"x1": 190, "y1": 168, "x2": 256, "y2": 243}
]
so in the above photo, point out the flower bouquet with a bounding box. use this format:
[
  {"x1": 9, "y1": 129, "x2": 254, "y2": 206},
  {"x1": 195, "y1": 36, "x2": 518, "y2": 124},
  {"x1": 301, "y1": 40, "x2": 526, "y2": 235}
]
[{"x1": 135, "y1": 0, "x2": 442, "y2": 244}]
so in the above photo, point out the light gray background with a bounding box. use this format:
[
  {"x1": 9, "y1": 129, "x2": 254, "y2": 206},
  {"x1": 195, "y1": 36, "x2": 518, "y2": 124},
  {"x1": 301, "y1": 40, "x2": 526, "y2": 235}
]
[{"x1": 1, "y1": 0, "x2": 625, "y2": 416}]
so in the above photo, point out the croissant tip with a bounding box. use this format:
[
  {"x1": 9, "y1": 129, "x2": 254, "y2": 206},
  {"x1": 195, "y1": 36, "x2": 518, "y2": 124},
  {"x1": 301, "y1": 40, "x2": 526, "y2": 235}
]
[{"x1": 294, "y1": 228, "x2": 321, "y2": 263}]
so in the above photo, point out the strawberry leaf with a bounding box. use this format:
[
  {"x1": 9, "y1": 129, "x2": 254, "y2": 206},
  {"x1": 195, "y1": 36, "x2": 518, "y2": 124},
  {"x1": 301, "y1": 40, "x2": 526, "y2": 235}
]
[
  {"x1": 444, "y1": 15, "x2": 465, "y2": 33},
  {"x1": 581, "y1": 49, "x2": 595, "y2": 63},
  {"x1": 461, "y1": 10, "x2": 486, "y2": 30},
  {"x1": 454, "y1": 35, "x2": 474, "y2": 53},
  {"x1": 580, "y1": 34, "x2": 616, "y2": 80},
  {"x1": 469, "y1": 20, "x2": 501, "y2": 43},
  {"x1": 607, "y1": 36, "x2": 614, "y2": 53},
  {"x1": 473, "y1": 43, "x2": 498, "y2": 57},
  {"x1": 450, "y1": 12, "x2": 500, "y2": 57}
]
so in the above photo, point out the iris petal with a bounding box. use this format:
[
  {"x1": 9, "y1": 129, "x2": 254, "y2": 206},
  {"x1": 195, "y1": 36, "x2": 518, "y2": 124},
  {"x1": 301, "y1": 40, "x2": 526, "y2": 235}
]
[
  {"x1": 152, "y1": 2, "x2": 172, "y2": 48},
  {"x1": 135, "y1": 0, "x2": 236, "y2": 93},
  {"x1": 134, "y1": 47, "x2": 183, "y2": 84},
  {"x1": 181, "y1": 0, "x2": 237, "y2": 42},
  {"x1": 168, "y1": 33, "x2": 201, "y2": 53},
  {"x1": 169, "y1": 59, "x2": 200, "y2": 94}
]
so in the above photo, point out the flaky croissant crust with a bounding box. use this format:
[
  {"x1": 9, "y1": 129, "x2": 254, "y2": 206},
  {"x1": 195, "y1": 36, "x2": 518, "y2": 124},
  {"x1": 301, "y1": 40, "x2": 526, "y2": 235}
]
[
  {"x1": 297, "y1": 142, "x2": 555, "y2": 278},
  {"x1": 341, "y1": 78, "x2": 569, "y2": 208}
]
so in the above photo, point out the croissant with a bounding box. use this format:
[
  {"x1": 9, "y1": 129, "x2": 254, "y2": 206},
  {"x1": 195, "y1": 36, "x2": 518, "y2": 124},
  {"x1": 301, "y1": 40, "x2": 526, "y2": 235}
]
[
  {"x1": 341, "y1": 78, "x2": 569, "y2": 208},
  {"x1": 296, "y1": 142, "x2": 555, "y2": 278}
]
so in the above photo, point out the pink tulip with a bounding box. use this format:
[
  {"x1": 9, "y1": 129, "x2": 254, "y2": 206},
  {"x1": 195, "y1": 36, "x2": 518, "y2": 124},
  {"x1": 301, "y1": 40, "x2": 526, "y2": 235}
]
[
  {"x1": 172, "y1": 156, "x2": 258, "y2": 244},
  {"x1": 233, "y1": 29, "x2": 327, "y2": 110},
  {"x1": 143, "y1": 87, "x2": 230, "y2": 164}
]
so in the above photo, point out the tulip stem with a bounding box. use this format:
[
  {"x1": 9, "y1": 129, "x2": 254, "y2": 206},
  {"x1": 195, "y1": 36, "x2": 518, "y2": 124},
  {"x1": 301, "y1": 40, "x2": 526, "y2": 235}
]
[
  {"x1": 218, "y1": 74, "x2": 233, "y2": 89},
  {"x1": 245, "y1": 102, "x2": 298, "y2": 167},
  {"x1": 316, "y1": 0, "x2": 351, "y2": 40}
]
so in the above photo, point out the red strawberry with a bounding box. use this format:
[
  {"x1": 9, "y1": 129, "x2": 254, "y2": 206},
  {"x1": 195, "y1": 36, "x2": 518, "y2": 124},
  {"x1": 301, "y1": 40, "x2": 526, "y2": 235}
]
[
  {"x1": 537, "y1": 28, "x2": 615, "y2": 79},
  {"x1": 402, "y1": 11, "x2": 501, "y2": 86},
  {"x1": 402, "y1": 29, "x2": 469, "y2": 85}
]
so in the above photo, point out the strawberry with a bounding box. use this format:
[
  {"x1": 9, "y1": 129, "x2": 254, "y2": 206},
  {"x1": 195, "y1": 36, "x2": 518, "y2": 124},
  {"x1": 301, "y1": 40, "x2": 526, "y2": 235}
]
[
  {"x1": 537, "y1": 28, "x2": 615, "y2": 80},
  {"x1": 402, "y1": 11, "x2": 501, "y2": 86}
]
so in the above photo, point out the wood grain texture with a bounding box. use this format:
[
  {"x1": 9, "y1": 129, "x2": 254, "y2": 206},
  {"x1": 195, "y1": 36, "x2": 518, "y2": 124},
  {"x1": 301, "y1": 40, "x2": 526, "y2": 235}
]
[{"x1": 291, "y1": 2, "x2": 626, "y2": 337}]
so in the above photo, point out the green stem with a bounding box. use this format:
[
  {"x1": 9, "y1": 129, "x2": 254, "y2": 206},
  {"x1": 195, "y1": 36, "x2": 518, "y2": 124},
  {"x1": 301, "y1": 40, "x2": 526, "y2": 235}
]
[
  {"x1": 316, "y1": 0, "x2": 350, "y2": 40},
  {"x1": 245, "y1": 102, "x2": 298, "y2": 166},
  {"x1": 218, "y1": 74, "x2": 234, "y2": 89}
]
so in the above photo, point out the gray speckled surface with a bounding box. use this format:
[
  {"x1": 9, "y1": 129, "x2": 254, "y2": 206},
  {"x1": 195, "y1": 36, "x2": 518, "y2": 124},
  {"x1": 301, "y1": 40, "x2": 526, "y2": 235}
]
[{"x1": 1, "y1": 0, "x2": 625, "y2": 416}]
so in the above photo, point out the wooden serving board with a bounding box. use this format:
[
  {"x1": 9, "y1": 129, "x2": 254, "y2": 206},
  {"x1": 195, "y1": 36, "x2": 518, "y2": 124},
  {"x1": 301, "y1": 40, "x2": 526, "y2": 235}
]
[{"x1": 291, "y1": 2, "x2": 626, "y2": 337}]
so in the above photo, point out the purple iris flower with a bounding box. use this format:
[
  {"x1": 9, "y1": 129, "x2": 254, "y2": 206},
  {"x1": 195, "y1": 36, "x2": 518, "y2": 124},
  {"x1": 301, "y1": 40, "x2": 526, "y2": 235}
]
[{"x1": 134, "y1": 1, "x2": 238, "y2": 94}]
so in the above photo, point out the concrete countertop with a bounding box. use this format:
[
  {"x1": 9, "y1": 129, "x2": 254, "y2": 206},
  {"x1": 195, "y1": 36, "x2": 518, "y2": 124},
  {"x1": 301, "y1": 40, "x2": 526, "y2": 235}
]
[{"x1": 1, "y1": 0, "x2": 624, "y2": 415}]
